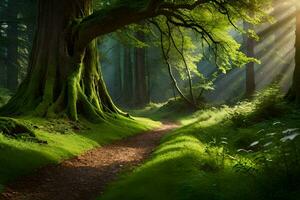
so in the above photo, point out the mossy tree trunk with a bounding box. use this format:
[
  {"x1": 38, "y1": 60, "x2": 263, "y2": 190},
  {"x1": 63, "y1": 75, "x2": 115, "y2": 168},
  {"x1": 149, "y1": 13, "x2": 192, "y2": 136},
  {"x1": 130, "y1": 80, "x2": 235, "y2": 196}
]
[{"x1": 0, "y1": 0, "x2": 121, "y2": 121}]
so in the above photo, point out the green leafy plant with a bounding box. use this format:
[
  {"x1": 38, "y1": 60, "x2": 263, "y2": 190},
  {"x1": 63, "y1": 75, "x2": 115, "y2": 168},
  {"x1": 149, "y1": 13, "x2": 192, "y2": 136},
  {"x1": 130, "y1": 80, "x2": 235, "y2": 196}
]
[{"x1": 230, "y1": 85, "x2": 287, "y2": 127}]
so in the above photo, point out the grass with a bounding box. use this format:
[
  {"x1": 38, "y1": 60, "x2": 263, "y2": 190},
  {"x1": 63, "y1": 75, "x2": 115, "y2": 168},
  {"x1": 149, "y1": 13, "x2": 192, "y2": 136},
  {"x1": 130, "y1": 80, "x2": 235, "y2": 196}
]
[
  {"x1": 0, "y1": 115, "x2": 160, "y2": 192},
  {"x1": 129, "y1": 98, "x2": 197, "y2": 122},
  {"x1": 99, "y1": 88, "x2": 300, "y2": 200}
]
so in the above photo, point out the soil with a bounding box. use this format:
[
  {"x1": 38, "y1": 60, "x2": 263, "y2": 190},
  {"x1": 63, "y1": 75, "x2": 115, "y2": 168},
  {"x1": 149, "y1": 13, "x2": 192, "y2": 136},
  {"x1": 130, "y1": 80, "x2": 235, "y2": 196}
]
[{"x1": 0, "y1": 122, "x2": 179, "y2": 200}]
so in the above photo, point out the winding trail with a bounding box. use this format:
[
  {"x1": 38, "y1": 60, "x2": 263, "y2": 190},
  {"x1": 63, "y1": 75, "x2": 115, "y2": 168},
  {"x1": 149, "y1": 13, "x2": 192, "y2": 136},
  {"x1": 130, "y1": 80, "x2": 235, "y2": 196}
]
[{"x1": 1, "y1": 122, "x2": 178, "y2": 200}]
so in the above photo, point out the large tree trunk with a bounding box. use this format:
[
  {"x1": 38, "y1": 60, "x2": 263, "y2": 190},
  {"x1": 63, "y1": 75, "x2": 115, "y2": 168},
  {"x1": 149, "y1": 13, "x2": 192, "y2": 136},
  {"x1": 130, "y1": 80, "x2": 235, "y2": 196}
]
[
  {"x1": 0, "y1": 0, "x2": 121, "y2": 121},
  {"x1": 288, "y1": 4, "x2": 300, "y2": 104}
]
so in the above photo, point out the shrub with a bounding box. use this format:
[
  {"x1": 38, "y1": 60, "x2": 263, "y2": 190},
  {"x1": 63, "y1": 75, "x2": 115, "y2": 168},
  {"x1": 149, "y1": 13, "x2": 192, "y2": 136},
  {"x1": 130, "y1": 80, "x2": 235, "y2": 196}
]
[
  {"x1": 230, "y1": 85, "x2": 287, "y2": 127},
  {"x1": 0, "y1": 88, "x2": 12, "y2": 107}
]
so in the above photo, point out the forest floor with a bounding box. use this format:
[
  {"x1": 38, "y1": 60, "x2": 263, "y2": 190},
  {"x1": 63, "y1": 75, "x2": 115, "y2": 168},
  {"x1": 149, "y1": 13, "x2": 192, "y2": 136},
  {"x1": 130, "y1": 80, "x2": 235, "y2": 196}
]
[
  {"x1": 99, "y1": 88, "x2": 300, "y2": 200},
  {"x1": 1, "y1": 87, "x2": 299, "y2": 200},
  {"x1": 0, "y1": 122, "x2": 179, "y2": 200}
]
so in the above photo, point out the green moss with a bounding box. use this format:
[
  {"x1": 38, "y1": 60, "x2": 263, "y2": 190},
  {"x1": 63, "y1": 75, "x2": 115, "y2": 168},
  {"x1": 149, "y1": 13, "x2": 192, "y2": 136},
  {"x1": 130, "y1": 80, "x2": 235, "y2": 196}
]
[
  {"x1": 129, "y1": 98, "x2": 197, "y2": 123},
  {"x1": 99, "y1": 97, "x2": 300, "y2": 200},
  {"x1": 0, "y1": 116, "x2": 160, "y2": 189}
]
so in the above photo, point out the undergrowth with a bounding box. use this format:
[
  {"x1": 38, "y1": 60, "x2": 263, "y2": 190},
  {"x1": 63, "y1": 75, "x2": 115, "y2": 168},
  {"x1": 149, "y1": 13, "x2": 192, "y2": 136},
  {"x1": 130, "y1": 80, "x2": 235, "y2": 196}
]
[
  {"x1": 99, "y1": 87, "x2": 300, "y2": 200},
  {"x1": 0, "y1": 88, "x2": 12, "y2": 107},
  {"x1": 130, "y1": 98, "x2": 198, "y2": 122},
  {"x1": 230, "y1": 85, "x2": 288, "y2": 127}
]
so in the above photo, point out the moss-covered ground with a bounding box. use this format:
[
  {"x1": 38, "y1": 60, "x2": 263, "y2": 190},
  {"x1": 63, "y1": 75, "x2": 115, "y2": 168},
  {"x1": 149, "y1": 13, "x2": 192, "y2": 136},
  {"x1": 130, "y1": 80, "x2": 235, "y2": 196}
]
[
  {"x1": 129, "y1": 98, "x2": 197, "y2": 122},
  {"x1": 100, "y1": 88, "x2": 300, "y2": 200},
  {"x1": 0, "y1": 116, "x2": 160, "y2": 192}
]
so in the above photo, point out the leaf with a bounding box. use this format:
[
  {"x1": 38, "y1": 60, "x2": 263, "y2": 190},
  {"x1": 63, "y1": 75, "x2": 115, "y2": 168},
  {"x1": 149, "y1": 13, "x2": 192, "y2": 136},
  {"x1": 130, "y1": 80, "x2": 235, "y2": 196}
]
[
  {"x1": 249, "y1": 141, "x2": 259, "y2": 147},
  {"x1": 280, "y1": 133, "x2": 300, "y2": 142}
]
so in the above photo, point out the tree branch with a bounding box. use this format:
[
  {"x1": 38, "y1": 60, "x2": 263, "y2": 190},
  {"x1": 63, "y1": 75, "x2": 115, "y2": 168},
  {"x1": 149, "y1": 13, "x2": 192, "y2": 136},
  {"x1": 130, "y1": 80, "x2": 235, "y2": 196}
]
[
  {"x1": 149, "y1": 19, "x2": 197, "y2": 107},
  {"x1": 76, "y1": 0, "x2": 164, "y2": 51}
]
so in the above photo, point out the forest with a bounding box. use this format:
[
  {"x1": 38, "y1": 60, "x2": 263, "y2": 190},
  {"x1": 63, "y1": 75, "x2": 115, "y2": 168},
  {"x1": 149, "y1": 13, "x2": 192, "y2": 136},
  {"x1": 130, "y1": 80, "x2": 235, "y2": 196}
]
[{"x1": 0, "y1": 0, "x2": 299, "y2": 199}]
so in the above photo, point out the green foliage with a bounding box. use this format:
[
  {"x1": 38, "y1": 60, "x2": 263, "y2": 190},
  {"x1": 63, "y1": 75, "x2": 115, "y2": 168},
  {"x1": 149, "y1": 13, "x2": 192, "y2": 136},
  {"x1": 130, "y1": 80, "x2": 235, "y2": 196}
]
[
  {"x1": 93, "y1": 0, "x2": 148, "y2": 11},
  {"x1": 0, "y1": 117, "x2": 34, "y2": 137},
  {"x1": 99, "y1": 96, "x2": 300, "y2": 200},
  {"x1": 0, "y1": 88, "x2": 12, "y2": 106},
  {"x1": 95, "y1": 0, "x2": 271, "y2": 100},
  {"x1": 129, "y1": 98, "x2": 198, "y2": 122},
  {"x1": 230, "y1": 85, "x2": 287, "y2": 127}
]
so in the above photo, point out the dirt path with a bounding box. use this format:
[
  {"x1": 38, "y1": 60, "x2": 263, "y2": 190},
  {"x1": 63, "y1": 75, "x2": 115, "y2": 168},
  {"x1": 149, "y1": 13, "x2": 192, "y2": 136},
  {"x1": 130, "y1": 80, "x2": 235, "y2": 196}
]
[{"x1": 1, "y1": 122, "x2": 178, "y2": 200}]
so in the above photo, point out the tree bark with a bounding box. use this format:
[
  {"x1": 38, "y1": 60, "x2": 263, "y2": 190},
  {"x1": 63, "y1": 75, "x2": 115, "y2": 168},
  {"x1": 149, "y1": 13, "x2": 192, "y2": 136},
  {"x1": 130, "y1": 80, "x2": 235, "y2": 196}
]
[
  {"x1": 287, "y1": 3, "x2": 300, "y2": 104},
  {"x1": 0, "y1": 1, "x2": 7, "y2": 87},
  {"x1": 114, "y1": 43, "x2": 122, "y2": 100},
  {"x1": 6, "y1": 0, "x2": 19, "y2": 91},
  {"x1": 0, "y1": 0, "x2": 121, "y2": 121},
  {"x1": 134, "y1": 31, "x2": 149, "y2": 107},
  {"x1": 244, "y1": 21, "x2": 256, "y2": 98},
  {"x1": 123, "y1": 46, "x2": 134, "y2": 107}
]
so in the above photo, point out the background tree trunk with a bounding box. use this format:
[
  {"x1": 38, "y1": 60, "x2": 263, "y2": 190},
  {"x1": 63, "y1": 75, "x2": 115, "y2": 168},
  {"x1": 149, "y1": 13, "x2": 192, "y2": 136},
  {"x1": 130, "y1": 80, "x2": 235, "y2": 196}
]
[
  {"x1": 287, "y1": 3, "x2": 300, "y2": 104},
  {"x1": 0, "y1": 0, "x2": 37, "y2": 89},
  {"x1": 6, "y1": 4, "x2": 19, "y2": 91},
  {"x1": 4, "y1": 0, "x2": 20, "y2": 91},
  {"x1": 134, "y1": 32, "x2": 149, "y2": 107},
  {"x1": 114, "y1": 43, "x2": 122, "y2": 100},
  {"x1": 122, "y1": 46, "x2": 134, "y2": 107},
  {"x1": 0, "y1": 0, "x2": 121, "y2": 121},
  {"x1": 293, "y1": 3, "x2": 300, "y2": 104},
  {"x1": 244, "y1": 21, "x2": 256, "y2": 98}
]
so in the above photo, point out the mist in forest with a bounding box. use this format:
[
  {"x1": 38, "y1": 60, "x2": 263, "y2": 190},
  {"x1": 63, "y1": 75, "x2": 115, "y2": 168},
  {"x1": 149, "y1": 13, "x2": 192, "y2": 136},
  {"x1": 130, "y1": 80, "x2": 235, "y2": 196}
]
[{"x1": 98, "y1": 0, "x2": 296, "y2": 107}]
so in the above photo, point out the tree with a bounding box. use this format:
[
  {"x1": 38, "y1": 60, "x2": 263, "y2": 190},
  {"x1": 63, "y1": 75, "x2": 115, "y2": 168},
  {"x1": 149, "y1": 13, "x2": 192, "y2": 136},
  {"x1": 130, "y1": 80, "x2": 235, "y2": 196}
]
[
  {"x1": 244, "y1": 21, "x2": 256, "y2": 98},
  {"x1": 0, "y1": 0, "x2": 36, "y2": 90},
  {"x1": 123, "y1": 46, "x2": 134, "y2": 107},
  {"x1": 6, "y1": 0, "x2": 19, "y2": 91},
  {"x1": 0, "y1": 0, "x2": 123, "y2": 121},
  {"x1": 99, "y1": 34, "x2": 150, "y2": 108},
  {"x1": 288, "y1": 2, "x2": 300, "y2": 104},
  {"x1": 134, "y1": 31, "x2": 149, "y2": 107},
  {"x1": 111, "y1": 42, "x2": 123, "y2": 102},
  {"x1": 0, "y1": 0, "x2": 269, "y2": 121}
]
